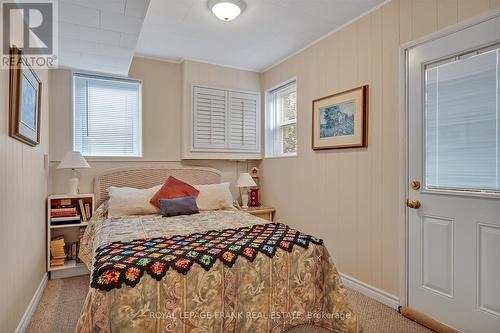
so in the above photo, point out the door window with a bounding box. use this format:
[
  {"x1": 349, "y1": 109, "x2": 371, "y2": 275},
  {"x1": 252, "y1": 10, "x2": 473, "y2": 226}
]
[{"x1": 425, "y1": 45, "x2": 500, "y2": 193}]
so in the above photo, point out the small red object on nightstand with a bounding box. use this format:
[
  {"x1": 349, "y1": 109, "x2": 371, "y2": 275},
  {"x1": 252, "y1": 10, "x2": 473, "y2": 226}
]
[
  {"x1": 249, "y1": 167, "x2": 261, "y2": 206},
  {"x1": 250, "y1": 188, "x2": 260, "y2": 206}
]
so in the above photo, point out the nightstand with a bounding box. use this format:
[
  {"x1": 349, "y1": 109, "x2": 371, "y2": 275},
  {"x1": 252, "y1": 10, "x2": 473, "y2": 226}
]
[
  {"x1": 245, "y1": 205, "x2": 275, "y2": 221},
  {"x1": 47, "y1": 194, "x2": 94, "y2": 279}
]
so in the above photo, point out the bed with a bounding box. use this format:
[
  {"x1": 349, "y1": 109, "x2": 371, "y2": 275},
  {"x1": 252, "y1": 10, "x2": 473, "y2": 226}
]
[{"x1": 75, "y1": 166, "x2": 358, "y2": 333}]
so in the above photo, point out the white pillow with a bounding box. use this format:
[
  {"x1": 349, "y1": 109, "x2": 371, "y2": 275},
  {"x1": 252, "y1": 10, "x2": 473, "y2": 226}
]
[
  {"x1": 107, "y1": 185, "x2": 161, "y2": 218},
  {"x1": 193, "y1": 182, "x2": 234, "y2": 211}
]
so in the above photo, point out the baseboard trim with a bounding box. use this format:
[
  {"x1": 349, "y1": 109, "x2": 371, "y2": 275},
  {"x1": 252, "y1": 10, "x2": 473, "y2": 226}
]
[
  {"x1": 340, "y1": 273, "x2": 400, "y2": 310},
  {"x1": 15, "y1": 273, "x2": 48, "y2": 333}
]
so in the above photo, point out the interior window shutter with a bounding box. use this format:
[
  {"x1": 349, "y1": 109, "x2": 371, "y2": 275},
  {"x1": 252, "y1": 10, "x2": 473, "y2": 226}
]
[
  {"x1": 193, "y1": 87, "x2": 228, "y2": 149},
  {"x1": 228, "y1": 91, "x2": 259, "y2": 151}
]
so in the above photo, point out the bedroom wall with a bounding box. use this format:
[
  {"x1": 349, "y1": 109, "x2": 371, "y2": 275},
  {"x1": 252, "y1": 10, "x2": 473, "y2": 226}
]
[
  {"x1": 0, "y1": 68, "x2": 50, "y2": 330},
  {"x1": 49, "y1": 57, "x2": 255, "y2": 198},
  {"x1": 259, "y1": 0, "x2": 500, "y2": 298}
]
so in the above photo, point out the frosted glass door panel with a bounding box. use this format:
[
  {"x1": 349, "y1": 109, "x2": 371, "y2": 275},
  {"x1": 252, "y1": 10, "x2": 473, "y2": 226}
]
[{"x1": 425, "y1": 47, "x2": 500, "y2": 192}]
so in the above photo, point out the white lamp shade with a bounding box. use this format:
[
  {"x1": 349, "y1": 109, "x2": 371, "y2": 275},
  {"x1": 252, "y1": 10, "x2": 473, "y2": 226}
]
[
  {"x1": 57, "y1": 151, "x2": 90, "y2": 169},
  {"x1": 236, "y1": 172, "x2": 256, "y2": 188}
]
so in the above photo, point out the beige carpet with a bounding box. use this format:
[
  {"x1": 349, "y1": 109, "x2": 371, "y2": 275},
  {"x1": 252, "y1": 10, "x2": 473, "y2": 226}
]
[{"x1": 26, "y1": 275, "x2": 433, "y2": 333}]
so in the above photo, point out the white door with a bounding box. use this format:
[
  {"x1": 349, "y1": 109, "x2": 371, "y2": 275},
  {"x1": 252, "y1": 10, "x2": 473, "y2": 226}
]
[{"x1": 407, "y1": 15, "x2": 500, "y2": 333}]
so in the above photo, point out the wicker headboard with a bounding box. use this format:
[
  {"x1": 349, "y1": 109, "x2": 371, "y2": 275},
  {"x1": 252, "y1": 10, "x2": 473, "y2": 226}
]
[{"x1": 94, "y1": 166, "x2": 223, "y2": 205}]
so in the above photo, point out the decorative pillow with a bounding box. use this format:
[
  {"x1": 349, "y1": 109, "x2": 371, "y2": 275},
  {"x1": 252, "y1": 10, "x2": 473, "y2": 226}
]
[
  {"x1": 108, "y1": 185, "x2": 161, "y2": 218},
  {"x1": 150, "y1": 176, "x2": 200, "y2": 208},
  {"x1": 193, "y1": 182, "x2": 234, "y2": 211},
  {"x1": 159, "y1": 197, "x2": 199, "y2": 217}
]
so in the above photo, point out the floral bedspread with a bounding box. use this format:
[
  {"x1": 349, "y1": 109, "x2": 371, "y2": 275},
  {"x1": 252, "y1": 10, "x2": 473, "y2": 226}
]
[{"x1": 76, "y1": 204, "x2": 358, "y2": 333}]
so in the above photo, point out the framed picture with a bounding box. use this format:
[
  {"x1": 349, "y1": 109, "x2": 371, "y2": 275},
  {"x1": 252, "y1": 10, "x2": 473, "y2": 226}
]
[
  {"x1": 312, "y1": 85, "x2": 368, "y2": 150},
  {"x1": 9, "y1": 47, "x2": 42, "y2": 146}
]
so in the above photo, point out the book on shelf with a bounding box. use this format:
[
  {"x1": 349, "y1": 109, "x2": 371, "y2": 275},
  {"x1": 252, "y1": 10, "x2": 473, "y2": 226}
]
[
  {"x1": 50, "y1": 215, "x2": 81, "y2": 225},
  {"x1": 52, "y1": 204, "x2": 76, "y2": 209},
  {"x1": 84, "y1": 203, "x2": 91, "y2": 220},
  {"x1": 63, "y1": 241, "x2": 83, "y2": 263},
  {"x1": 76, "y1": 243, "x2": 82, "y2": 263},
  {"x1": 50, "y1": 236, "x2": 66, "y2": 267},
  {"x1": 51, "y1": 258, "x2": 65, "y2": 267},
  {"x1": 51, "y1": 199, "x2": 72, "y2": 206},
  {"x1": 51, "y1": 210, "x2": 78, "y2": 217},
  {"x1": 78, "y1": 200, "x2": 87, "y2": 221}
]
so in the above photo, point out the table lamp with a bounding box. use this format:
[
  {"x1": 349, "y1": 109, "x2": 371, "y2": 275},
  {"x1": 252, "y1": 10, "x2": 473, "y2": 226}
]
[
  {"x1": 236, "y1": 172, "x2": 257, "y2": 209},
  {"x1": 57, "y1": 151, "x2": 90, "y2": 195}
]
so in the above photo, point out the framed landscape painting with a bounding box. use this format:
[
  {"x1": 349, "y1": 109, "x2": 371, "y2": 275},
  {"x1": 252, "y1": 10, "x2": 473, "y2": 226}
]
[
  {"x1": 312, "y1": 85, "x2": 368, "y2": 150},
  {"x1": 9, "y1": 47, "x2": 42, "y2": 147}
]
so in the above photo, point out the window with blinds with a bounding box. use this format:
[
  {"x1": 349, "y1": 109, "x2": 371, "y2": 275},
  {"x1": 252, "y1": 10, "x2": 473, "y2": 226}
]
[
  {"x1": 425, "y1": 44, "x2": 500, "y2": 192},
  {"x1": 73, "y1": 73, "x2": 142, "y2": 157},
  {"x1": 192, "y1": 86, "x2": 260, "y2": 153}
]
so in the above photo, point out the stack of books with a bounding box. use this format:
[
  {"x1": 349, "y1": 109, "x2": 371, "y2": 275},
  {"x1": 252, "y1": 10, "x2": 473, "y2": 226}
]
[
  {"x1": 50, "y1": 199, "x2": 80, "y2": 225},
  {"x1": 50, "y1": 236, "x2": 66, "y2": 267}
]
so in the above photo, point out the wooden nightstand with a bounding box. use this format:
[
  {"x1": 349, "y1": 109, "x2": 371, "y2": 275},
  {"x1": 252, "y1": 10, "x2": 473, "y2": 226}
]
[{"x1": 245, "y1": 205, "x2": 275, "y2": 221}]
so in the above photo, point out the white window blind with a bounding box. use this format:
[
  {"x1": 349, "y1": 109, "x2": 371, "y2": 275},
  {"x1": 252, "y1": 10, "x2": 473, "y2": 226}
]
[
  {"x1": 425, "y1": 45, "x2": 500, "y2": 192},
  {"x1": 193, "y1": 87, "x2": 227, "y2": 149},
  {"x1": 73, "y1": 73, "x2": 142, "y2": 157},
  {"x1": 229, "y1": 91, "x2": 258, "y2": 150},
  {"x1": 266, "y1": 80, "x2": 297, "y2": 157},
  {"x1": 192, "y1": 86, "x2": 260, "y2": 153}
]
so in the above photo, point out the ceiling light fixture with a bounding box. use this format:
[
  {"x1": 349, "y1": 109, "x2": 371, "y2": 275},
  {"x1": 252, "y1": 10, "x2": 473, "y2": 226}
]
[{"x1": 208, "y1": 0, "x2": 246, "y2": 22}]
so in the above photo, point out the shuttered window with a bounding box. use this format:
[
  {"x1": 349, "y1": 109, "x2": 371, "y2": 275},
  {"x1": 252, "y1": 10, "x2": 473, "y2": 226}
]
[
  {"x1": 73, "y1": 73, "x2": 142, "y2": 157},
  {"x1": 193, "y1": 87, "x2": 227, "y2": 149},
  {"x1": 229, "y1": 91, "x2": 258, "y2": 150},
  {"x1": 192, "y1": 86, "x2": 260, "y2": 152}
]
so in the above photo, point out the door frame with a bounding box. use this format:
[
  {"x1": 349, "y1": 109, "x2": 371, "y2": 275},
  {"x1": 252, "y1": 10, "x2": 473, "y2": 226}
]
[{"x1": 397, "y1": 8, "x2": 500, "y2": 308}]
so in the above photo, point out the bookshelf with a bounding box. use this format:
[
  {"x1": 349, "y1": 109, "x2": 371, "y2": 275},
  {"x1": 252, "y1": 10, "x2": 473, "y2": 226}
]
[{"x1": 47, "y1": 193, "x2": 94, "y2": 279}]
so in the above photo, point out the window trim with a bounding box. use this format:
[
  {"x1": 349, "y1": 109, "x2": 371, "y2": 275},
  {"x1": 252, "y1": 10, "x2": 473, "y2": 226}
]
[
  {"x1": 265, "y1": 78, "x2": 298, "y2": 158},
  {"x1": 71, "y1": 71, "x2": 143, "y2": 160}
]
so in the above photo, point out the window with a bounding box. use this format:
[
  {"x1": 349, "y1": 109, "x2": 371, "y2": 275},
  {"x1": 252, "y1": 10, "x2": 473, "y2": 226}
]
[
  {"x1": 73, "y1": 73, "x2": 142, "y2": 157},
  {"x1": 192, "y1": 86, "x2": 260, "y2": 153},
  {"x1": 266, "y1": 80, "x2": 297, "y2": 157},
  {"x1": 425, "y1": 44, "x2": 500, "y2": 192}
]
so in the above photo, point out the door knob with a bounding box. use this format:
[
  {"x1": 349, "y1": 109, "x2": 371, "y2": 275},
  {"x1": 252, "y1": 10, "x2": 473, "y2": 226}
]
[{"x1": 406, "y1": 199, "x2": 421, "y2": 209}]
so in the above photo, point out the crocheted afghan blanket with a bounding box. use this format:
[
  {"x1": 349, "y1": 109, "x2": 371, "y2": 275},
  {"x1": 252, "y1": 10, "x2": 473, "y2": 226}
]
[{"x1": 91, "y1": 222, "x2": 322, "y2": 291}]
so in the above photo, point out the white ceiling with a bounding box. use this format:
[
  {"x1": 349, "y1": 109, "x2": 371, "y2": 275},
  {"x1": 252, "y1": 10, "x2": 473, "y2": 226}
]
[
  {"x1": 135, "y1": 0, "x2": 387, "y2": 72},
  {"x1": 57, "y1": 0, "x2": 150, "y2": 76}
]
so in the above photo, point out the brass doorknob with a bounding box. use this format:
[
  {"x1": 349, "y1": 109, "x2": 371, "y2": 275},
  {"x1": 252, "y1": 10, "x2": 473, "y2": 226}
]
[{"x1": 406, "y1": 199, "x2": 421, "y2": 209}]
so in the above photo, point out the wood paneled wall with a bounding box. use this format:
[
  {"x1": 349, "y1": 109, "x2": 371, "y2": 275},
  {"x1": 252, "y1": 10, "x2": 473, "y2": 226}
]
[
  {"x1": 259, "y1": 0, "x2": 499, "y2": 297},
  {"x1": 0, "y1": 67, "x2": 50, "y2": 331}
]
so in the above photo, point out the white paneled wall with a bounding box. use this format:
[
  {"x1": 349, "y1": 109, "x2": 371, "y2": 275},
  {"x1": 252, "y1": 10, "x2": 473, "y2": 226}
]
[
  {"x1": 0, "y1": 68, "x2": 49, "y2": 332},
  {"x1": 259, "y1": 0, "x2": 500, "y2": 297}
]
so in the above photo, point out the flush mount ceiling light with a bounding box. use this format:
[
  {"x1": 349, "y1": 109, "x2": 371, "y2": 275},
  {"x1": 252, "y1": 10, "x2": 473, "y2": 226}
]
[{"x1": 208, "y1": 0, "x2": 246, "y2": 21}]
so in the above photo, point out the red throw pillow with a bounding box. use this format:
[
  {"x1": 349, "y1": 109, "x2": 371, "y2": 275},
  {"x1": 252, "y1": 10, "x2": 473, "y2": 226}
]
[{"x1": 150, "y1": 176, "x2": 199, "y2": 208}]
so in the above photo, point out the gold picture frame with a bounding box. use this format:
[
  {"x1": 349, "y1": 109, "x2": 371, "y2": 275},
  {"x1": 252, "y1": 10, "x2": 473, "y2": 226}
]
[
  {"x1": 312, "y1": 85, "x2": 368, "y2": 150},
  {"x1": 9, "y1": 47, "x2": 42, "y2": 147}
]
